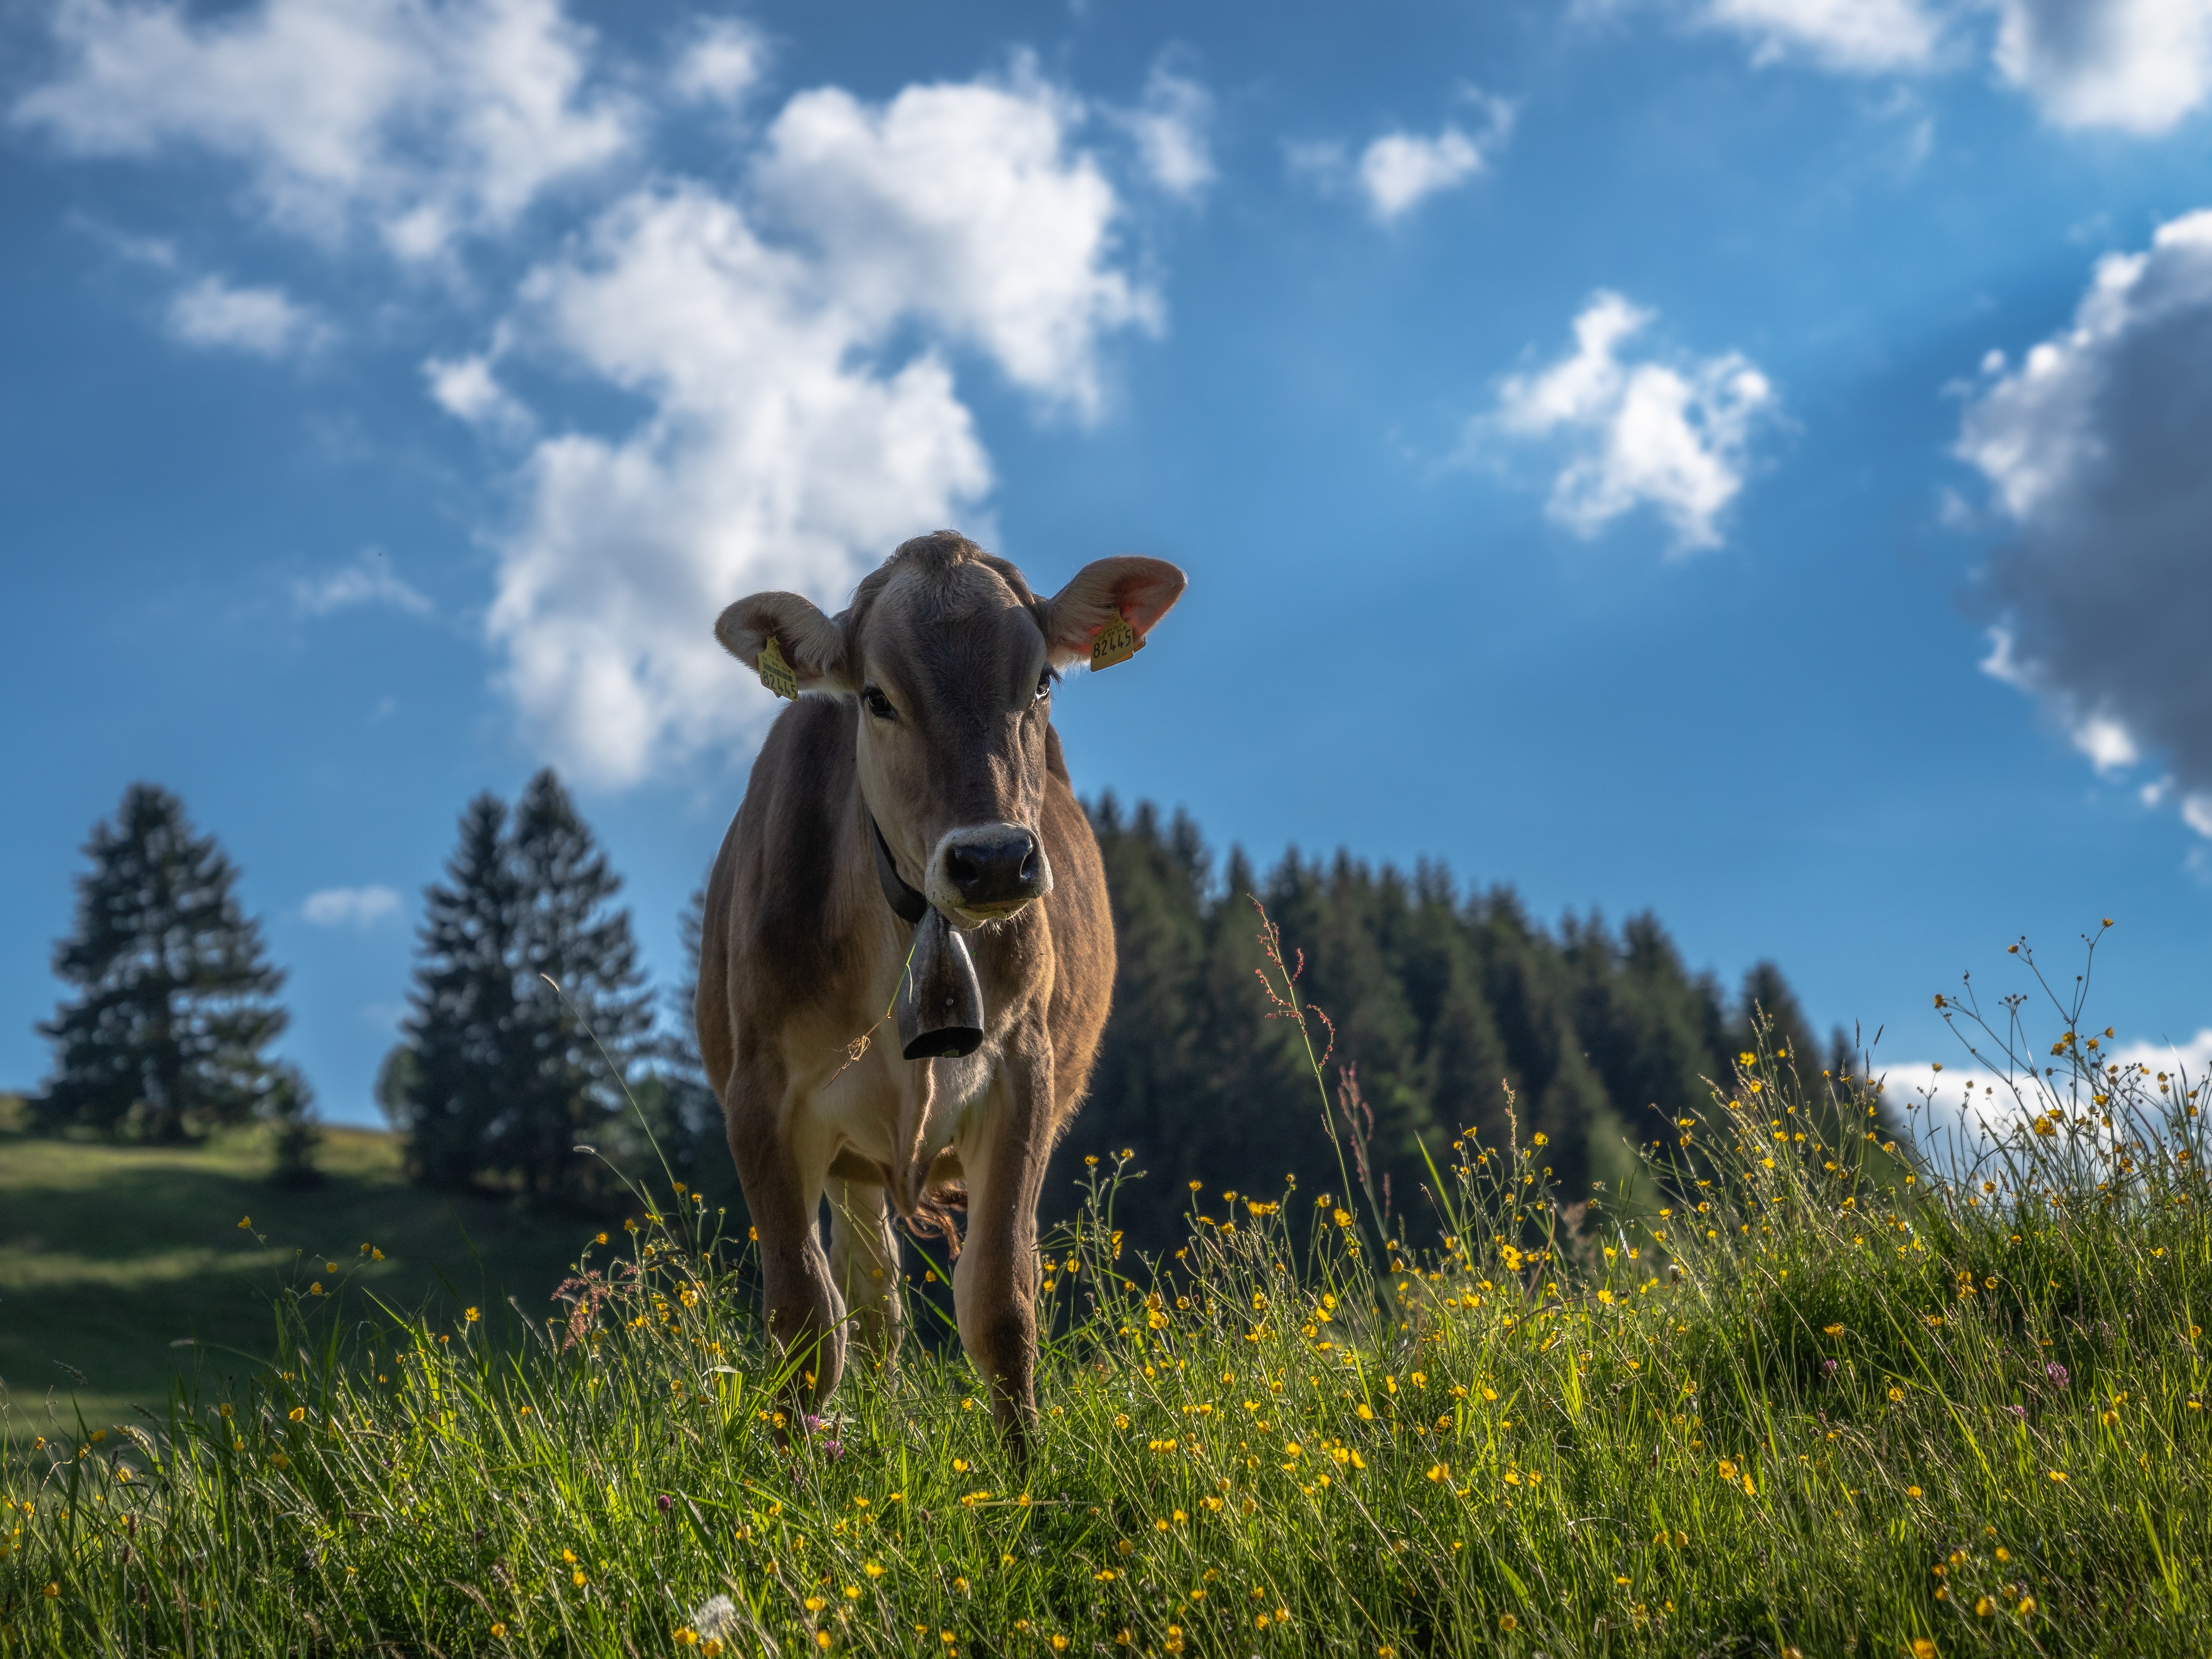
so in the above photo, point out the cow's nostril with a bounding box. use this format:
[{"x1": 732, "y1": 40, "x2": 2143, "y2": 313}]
[{"x1": 943, "y1": 828, "x2": 1044, "y2": 906}]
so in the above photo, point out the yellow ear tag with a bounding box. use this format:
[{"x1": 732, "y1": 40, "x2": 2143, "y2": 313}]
[
  {"x1": 757, "y1": 634, "x2": 799, "y2": 700},
  {"x1": 1089, "y1": 612, "x2": 1144, "y2": 672}
]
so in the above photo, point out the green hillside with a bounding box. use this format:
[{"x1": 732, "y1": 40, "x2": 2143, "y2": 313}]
[
  {"x1": 0, "y1": 1099, "x2": 597, "y2": 1444},
  {"x1": 7, "y1": 1011, "x2": 2209, "y2": 1656}
]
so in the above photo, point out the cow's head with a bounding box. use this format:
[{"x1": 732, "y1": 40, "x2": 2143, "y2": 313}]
[{"x1": 717, "y1": 531, "x2": 1185, "y2": 926}]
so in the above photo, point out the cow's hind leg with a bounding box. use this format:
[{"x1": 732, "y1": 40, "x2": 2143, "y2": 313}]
[{"x1": 827, "y1": 1175, "x2": 905, "y2": 1367}]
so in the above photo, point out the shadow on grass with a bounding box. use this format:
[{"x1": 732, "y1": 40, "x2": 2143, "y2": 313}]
[{"x1": 0, "y1": 1127, "x2": 599, "y2": 1437}]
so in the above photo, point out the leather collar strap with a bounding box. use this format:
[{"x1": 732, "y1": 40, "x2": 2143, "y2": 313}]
[{"x1": 870, "y1": 815, "x2": 930, "y2": 926}]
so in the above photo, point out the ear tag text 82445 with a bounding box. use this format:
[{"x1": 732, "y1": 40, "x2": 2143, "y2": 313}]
[
  {"x1": 1089, "y1": 611, "x2": 1144, "y2": 672},
  {"x1": 757, "y1": 634, "x2": 799, "y2": 700}
]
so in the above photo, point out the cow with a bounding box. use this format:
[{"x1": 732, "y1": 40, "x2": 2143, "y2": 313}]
[{"x1": 697, "y1": 530, "x2": 1186, "y2": 1452}]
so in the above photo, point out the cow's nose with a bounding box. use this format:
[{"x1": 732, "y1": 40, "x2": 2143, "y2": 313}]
[{"x1": 940, "y1": 826, "x2": 1046, "y2": 909}]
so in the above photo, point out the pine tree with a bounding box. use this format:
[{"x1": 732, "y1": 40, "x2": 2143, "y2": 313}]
[
  {"x1": 386, "y1": 774, "x2": 650, "y2": 1204},
  {"x1": 384, "y1": 793, "x2": 518, "y2": 1189},
  {"x1": 1732, "y1": 960, "x2": 1821, "y2": 1074},
  {"x1": 619, "y1": 880, "x2": 729, "y2": 1198},
  {"x1": 38, "y1": 784, "x2": 291, "y2": 1143},
  {"x1": 266, "y1": 1065, "x2": 324, "y2": 1187},
  {"x1": 502, "y1": 769, "x2": 652, "y2": 1203}
]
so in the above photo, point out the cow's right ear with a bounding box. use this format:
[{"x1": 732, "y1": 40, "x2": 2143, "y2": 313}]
[{"x1": 714, "y1": 591, "x2": 854, "y2": 696}]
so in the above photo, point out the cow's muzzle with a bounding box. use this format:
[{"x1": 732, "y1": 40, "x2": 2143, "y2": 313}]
[{"x1": 929, "y1": 823, "x2": 1052, "y2": 922}]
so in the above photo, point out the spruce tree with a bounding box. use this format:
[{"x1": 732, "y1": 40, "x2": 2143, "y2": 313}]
[
  {"x1": 266, "y1": 1065, "x2": 324, "y2": 1186},
  {"x1": 38, "y1": 784, "x2": 291, "y2": 1143},
  {"x1": 504, "y1": 769, "x2": 652, "y2": 1202},
  {"x1": 615, "y1": 881, "x2": 728, "y2": 1197},
  {"x1": 386, "y1": 773, "x2": 648, "y2": 1204},
  {"x1": 385, "y1": 792, "x2": 518, "y2": 1189}
]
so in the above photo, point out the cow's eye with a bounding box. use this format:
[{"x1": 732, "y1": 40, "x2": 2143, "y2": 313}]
[
  {"x1": 862, "y1": 686, "x2": 897, "y2": 721},
  {"x1": 1033, "y1": 668, "x2": 1054, "y2": 703}
]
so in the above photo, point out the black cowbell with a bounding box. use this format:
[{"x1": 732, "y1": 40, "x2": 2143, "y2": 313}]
[{"x1": 896, "y1": 907, "x2": 985, "y2": 1061}]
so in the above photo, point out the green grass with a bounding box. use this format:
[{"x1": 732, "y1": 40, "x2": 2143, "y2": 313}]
[
  {"x1": 0, "y1": 1106, "x2": 593, "y2": 1444},
  {"x1": 3, "y1": 935, "x2": 2208, "y2": 1656}
]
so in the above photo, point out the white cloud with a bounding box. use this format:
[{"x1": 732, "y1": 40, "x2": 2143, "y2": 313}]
[
  {"x1": 1956, "y1": 210, "x2": 2212, "y2": 833},
  {"x1": 1359, "y1": 127, "x2": 1484, "y2": 222},
  {"x1": 14, "y1": 0, "x2": 633, "y2": 258},
  {"x1": 424, "y1": 353, "x2": 534, "y2": 437},
  {"x1": 291, "y1": 551, "x2": 433, "y2": 617},
  {"x1": 481, "y1": 184, "x2": 990, "y2": 785},
  {"x1": 1689, "y1": 0, "x2": 2212, "y2": 133},
  {"x1": 749, "y1": 63, "x2": 1157, "y2": 415},
  {"x1": 1977, "y1": 626, "x2": 2141, "y2": 774},
  {"x1": 1488, "y1": 291, "x2": 1778, "y2": 551},
  {"x1": 166, "y1": 273, "x2": 327, "y2": 355},
  {"x1": 2069, "y1": 711, "x2": 2140, "y2": 772},
  {"x1": 672, "y1": 15, "x2": 767, "y2": 106},
  {"x1": 27, "y1": 20, "x2": 1167, "y2": 790},
  {"x1": 1702, "y1": 0, "x2": 1944, "y2": 72},
  {"x1": 472, "y1": 67, "x2": 1155, "y2": 786},
  {"x1": 302, "y1": 884, "x2": 403, "y2": 927},
  {"x1": 1283, "y1": 138, "x2": 1349, "y2": 188},
  {"x1": 1991, "y1": 0, "x2": 2212, "y2": 134},
  {"x1": 1293, "y1": 96, "x2": 1513, "y2": 225},
  {"x1": 1876, "y1": 1026, "x2": 2212, "y2": 1167},
  {"x1": 1115, "y1": 63, "x2": 1214, "y2": 200},
  {"x1": 78, "y1": 219, "x2": 179, "y2": 270}
]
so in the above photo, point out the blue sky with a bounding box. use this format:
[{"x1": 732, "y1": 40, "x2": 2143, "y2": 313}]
[{"x1": 5, "y1": 0, "x2": 2210, "y2": 1128}]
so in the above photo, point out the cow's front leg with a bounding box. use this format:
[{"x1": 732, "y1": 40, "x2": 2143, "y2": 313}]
[
  {"x1": 951, "y1": 1032, "x2": 1052, "y2": 1458},
  {"x1": 827, "y1": 1175, "x2": 905, "y2": 1366},
  {"x1": 725, "y1": 1079, "x2": 844, "y2": 1423}
]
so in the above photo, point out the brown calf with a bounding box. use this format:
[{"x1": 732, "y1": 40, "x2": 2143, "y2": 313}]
[{"x1": 698, "y1": 531, "x2": 1185, "y2": 1448}]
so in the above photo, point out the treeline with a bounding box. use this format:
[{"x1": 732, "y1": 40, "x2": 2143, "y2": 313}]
[
  {"x1": 1052, "y1": 796, "x2": 1856, "y2": 1250},
  {"x1": 30, "y1": 781, "x2": 1854, "y2": 1236}
]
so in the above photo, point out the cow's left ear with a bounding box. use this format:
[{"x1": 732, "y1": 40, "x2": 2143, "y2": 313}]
[
  {"x1": 715, "y1": 590, "x2": 854, "y2": 696},
  {"x1": 1041, "y1": 557, "x2": 1187, "y2": 671}
]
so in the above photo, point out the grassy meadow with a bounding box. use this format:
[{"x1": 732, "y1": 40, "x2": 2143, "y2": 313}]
[
  {"x1": 2, "y1": 931, "x2": 2208, "y2": 1656},
  {"x1": 0, "y1": 1102, "x2": 592, "y2": 1446}
]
